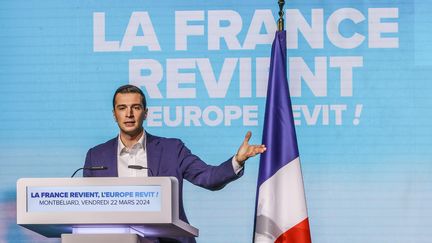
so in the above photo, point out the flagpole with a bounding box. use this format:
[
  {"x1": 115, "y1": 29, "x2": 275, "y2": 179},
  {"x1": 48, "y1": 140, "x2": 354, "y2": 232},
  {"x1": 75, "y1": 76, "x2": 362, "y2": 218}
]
[{"x1": 278, "y1": 0, "x2": 285, "y2": 31}]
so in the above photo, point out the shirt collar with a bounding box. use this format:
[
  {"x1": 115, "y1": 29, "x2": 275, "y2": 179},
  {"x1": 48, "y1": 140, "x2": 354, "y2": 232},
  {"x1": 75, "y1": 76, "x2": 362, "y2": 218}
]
[{"x1": 118, "y1": 131, "x2": 146, "y2": 155}]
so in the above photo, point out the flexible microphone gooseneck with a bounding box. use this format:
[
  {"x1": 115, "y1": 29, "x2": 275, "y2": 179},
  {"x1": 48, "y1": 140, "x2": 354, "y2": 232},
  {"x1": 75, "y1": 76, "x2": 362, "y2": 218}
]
[
  {"x1": 71, "y1": 166, "x2": 108, "y2": 178},
  {"x1": 128, "y1": 165, "x2": 154, "y2": 176}
]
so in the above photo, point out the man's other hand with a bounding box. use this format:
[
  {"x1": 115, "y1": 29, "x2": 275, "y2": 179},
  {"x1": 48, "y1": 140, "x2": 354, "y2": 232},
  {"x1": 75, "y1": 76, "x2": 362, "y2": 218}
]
[{"x1": 235, "y1": 131, "x2": 266, "y2": 166}]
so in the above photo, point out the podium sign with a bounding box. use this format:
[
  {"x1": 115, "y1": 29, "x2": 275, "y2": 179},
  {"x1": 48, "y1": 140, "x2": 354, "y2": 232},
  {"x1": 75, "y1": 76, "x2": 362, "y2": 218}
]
[
  {"x1": 27, "y1": 185, "x2": 161, "y2": 212},
  {"x1": 17, "y1": 177, "x2": 198, "y2": 238}
]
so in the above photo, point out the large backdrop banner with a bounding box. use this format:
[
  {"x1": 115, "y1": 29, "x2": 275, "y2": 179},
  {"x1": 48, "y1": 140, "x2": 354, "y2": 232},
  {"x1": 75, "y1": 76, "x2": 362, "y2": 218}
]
[{"x1": 1, "y1": 0, "x2": 431, "y2": 242}]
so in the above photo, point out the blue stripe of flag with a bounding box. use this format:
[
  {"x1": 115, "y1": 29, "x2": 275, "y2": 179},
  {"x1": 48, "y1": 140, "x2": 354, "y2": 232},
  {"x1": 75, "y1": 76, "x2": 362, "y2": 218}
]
[{"x1": 256, "y1": 30, "x2": 299, "y2": 188}]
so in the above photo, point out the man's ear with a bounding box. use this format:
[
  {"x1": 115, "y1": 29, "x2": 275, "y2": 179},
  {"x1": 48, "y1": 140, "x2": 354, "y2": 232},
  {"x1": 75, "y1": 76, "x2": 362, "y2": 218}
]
[
  {"x1": 113, "y1": 110, "x2": 118, "y2": 123},
  {"x1": 143, "y1": 108, "x2": 148, "y2": 121}
]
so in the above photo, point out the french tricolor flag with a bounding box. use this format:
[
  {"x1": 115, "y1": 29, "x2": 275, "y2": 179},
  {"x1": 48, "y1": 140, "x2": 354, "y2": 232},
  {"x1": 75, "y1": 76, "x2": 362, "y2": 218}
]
[{"x1": 253, "y1": 31, "x2": 312, "y2": 243}]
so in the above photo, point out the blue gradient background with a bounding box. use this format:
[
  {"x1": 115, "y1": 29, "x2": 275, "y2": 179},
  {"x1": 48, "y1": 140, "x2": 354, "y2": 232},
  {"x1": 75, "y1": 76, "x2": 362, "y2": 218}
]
[{"x1": 1, "y1": 0, "x2": 431, "y2": 242}]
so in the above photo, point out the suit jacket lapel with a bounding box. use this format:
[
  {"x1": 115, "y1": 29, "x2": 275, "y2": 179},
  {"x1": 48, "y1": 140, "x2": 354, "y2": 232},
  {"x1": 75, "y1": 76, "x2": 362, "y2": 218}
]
[
  {"x1": 107, "y1": 137, "x2": 119, "y2": 177},
  {"x1": 146, "y1": 132, "x2": 161, "y2": 176}
]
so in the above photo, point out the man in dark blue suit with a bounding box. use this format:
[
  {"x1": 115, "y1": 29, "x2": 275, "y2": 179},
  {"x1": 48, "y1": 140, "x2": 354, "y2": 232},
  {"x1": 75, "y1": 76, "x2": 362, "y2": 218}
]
[{"x1": 84, "y1": 85, "x2": 266, "y2": 243}]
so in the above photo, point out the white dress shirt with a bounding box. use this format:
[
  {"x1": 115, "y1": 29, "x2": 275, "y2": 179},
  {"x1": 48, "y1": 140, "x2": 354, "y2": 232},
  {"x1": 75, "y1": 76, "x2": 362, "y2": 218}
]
[{"x1": 117, "y1": 133, "x2": 148, "y2": 177}]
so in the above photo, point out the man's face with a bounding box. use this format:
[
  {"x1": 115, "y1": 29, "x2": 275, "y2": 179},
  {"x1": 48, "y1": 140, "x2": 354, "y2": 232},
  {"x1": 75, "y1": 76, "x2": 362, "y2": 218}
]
[{"x1": 113, "y1": 93, "x2": 147, "y2": 138}]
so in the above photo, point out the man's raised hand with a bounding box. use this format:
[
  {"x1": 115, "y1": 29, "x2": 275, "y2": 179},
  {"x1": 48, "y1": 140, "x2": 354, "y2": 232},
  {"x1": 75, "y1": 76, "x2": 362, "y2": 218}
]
[{"x1": 235, "y1": 131, "x2": 266, "y2": 166}]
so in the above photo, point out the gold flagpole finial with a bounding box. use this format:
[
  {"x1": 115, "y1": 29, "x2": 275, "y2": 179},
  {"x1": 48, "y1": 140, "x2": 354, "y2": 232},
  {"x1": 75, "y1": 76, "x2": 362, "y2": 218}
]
[{"x1": 278, "y1": 0, "x2": 285, "y2": 31}]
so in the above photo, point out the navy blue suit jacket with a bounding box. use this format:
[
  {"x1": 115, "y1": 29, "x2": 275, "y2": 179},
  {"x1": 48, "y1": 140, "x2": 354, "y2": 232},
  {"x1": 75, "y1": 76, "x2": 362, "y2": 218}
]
[{"x1": 84, "y1": 133, "x2": 243, "y2": 243}]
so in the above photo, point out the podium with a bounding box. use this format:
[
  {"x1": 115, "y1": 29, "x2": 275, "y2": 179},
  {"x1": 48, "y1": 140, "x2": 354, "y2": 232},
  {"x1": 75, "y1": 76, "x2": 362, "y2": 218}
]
[{"x1": 16, "y1": 177, "x2": 198, "y2": 243}]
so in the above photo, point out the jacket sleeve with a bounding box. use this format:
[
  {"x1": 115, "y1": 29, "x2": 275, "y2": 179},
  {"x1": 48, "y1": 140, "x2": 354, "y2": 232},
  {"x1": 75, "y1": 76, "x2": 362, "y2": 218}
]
[
  {"x1": 83, "y1": 149, "x2": 93, "y2": 177},
  {"x1": 177, "y1": 140, "x2": 243, "y2": 191}
]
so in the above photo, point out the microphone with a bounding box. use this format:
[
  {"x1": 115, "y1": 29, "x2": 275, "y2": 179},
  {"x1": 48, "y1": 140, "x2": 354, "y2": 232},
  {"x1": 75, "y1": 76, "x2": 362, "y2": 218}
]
[
  {"x1": 71, "y1": 166, "x2": 108, "y2": 178},
  {"x1": 128, "y1": 165, "x2": 154, "y2": 176}
]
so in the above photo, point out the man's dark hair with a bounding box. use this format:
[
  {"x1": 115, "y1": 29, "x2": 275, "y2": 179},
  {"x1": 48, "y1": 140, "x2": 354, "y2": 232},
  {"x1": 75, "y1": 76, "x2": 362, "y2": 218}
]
[{"x1": 113, "y1": 84, "x2": 147, "y2": 109}]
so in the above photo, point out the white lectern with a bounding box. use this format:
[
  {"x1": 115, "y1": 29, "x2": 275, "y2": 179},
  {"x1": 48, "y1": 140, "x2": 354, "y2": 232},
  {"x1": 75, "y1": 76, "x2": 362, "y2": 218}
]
[{"x1": 17, "y1": 177, "x2": 198, "y2": 243}]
